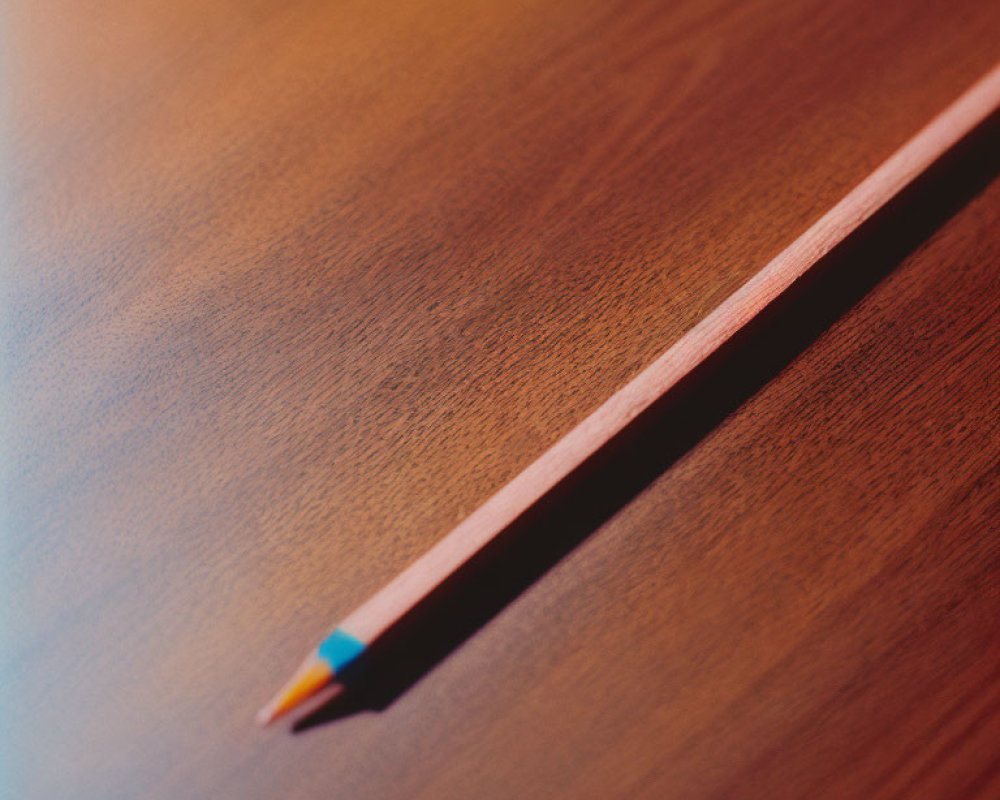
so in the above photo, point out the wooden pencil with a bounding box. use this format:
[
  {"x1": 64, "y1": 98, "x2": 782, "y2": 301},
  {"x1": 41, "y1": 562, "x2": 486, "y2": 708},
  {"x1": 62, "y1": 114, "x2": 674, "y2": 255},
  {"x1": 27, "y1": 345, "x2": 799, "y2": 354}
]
[{"x1": 257, "y1": 60, "x2": 1000, "y2": 727}]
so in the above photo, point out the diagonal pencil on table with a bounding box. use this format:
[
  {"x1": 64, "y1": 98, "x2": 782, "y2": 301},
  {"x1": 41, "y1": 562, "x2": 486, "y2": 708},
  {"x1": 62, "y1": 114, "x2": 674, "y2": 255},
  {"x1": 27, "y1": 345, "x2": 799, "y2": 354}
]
[{"x1": 256, "y1": 61, "x2": 1000, "y2": 727}]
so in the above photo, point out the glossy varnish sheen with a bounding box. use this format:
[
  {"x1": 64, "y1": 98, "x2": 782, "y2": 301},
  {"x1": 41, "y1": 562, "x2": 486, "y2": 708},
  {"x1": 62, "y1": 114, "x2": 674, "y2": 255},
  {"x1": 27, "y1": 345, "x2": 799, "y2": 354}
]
[{"x1": 3, "y1": 0, "x2": 1000, "y2": 797}]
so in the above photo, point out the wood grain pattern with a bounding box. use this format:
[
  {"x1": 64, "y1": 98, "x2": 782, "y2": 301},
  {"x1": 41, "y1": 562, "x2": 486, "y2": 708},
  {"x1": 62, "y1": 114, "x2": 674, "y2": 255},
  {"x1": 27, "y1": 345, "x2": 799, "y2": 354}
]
[
  {"x1": 3, "y1": 0, "x2": 1000, "y2": 797},
  {"x1": 413, "y1": 169, "x2": 1000, "y2": 800}
]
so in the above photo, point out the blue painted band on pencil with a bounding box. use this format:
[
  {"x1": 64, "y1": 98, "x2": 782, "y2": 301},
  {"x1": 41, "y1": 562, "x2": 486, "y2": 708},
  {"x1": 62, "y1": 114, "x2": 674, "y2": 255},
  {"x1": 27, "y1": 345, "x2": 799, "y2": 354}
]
[{"x1": 317, "y1": 628, "x2": 367, "y2": 674}]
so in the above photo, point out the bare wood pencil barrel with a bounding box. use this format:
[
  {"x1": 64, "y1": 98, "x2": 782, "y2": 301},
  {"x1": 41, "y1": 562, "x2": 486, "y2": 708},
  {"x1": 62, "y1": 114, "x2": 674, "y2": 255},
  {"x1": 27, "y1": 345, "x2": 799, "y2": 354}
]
[{"x1": 258, "y1": 62, "x2": 1000, "y2": 725}]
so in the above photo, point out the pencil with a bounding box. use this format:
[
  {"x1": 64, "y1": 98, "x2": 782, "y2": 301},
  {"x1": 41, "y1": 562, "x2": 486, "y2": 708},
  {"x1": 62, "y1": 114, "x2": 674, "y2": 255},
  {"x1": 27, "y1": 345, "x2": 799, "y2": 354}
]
[{"x1": 256, "y1": 60, "x2": 1000, "y2": 727}]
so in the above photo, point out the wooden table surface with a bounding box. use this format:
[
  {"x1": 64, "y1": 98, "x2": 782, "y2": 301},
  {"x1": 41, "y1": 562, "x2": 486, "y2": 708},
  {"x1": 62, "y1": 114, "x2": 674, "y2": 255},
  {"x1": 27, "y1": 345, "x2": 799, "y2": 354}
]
[{"x1": 3, "y1": 1, "x2": 999, "y2": 798}]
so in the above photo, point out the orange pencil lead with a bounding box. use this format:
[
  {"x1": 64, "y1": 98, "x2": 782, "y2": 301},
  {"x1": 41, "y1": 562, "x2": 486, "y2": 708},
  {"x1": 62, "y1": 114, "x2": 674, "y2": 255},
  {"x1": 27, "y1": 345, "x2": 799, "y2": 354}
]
[{"x1": 256, "y1": 653, "x2": 333, "y2": 726}]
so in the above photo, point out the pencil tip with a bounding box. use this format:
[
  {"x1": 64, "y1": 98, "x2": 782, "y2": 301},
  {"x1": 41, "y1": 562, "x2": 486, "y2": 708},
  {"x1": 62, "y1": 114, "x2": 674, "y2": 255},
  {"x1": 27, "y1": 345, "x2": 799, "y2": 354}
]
[{"x1": 257, "y1": 653, "x2": 333, "y2": 727}]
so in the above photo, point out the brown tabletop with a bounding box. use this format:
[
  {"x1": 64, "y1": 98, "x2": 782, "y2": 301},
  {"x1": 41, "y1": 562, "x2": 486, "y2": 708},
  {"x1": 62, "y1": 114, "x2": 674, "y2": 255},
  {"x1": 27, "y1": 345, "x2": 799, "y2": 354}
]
[{"x1": 4, "y1": 1, "x2": 1000, "y2": 797}]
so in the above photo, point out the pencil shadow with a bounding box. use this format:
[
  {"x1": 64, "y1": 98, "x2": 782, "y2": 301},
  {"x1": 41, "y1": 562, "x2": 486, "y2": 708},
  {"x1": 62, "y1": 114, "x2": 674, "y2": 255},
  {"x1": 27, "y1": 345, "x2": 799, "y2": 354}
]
[{"x1": 293, "y1": 109, "x2": 1000, "y2": 733}]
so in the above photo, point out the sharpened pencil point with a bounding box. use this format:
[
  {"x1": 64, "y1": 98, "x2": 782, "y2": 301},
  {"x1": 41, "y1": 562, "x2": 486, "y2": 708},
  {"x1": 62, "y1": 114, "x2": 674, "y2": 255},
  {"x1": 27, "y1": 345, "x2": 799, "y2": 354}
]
[{"x1": 256, "y1": 653, "x2": 333, "y2": 726}]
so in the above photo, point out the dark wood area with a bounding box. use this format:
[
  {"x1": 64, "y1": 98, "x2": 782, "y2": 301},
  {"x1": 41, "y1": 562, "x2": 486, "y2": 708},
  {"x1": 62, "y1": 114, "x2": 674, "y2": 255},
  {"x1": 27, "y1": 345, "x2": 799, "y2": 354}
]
[
  {"x1": 462, "y1": 156, "x2": 1000, "y2": 800},
  {"x1": 3, "y1": 1, "x2": 999, "y2": 798}
]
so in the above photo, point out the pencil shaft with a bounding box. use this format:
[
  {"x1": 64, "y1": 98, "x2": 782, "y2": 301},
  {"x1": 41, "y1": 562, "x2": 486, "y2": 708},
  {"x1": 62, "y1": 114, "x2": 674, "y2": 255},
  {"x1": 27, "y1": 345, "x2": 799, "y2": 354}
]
[
  {"x1": 339, "y1": 60, "x2": 1000, "y2": 646},
  {"x1": 257, "y1": 61, "x2": 1000, "y2": 726}
]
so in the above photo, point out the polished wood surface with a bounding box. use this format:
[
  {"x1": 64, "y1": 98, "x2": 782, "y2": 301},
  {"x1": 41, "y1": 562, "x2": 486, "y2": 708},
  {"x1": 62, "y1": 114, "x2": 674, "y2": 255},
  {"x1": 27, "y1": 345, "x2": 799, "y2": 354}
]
[
  {"x1": 502, "y1": 168, "x2": 1000, "y2": 800},
  {"x1": 4, "y1": 1, "x2": 1000, "y2": 797}
]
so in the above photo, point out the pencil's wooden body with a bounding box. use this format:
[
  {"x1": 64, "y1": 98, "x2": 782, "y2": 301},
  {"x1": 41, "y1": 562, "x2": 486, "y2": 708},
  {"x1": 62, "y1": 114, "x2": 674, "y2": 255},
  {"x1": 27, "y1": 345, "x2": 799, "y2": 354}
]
[{"x1": 335, "y1": 61, "x2": 1000, "y2": 648}]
